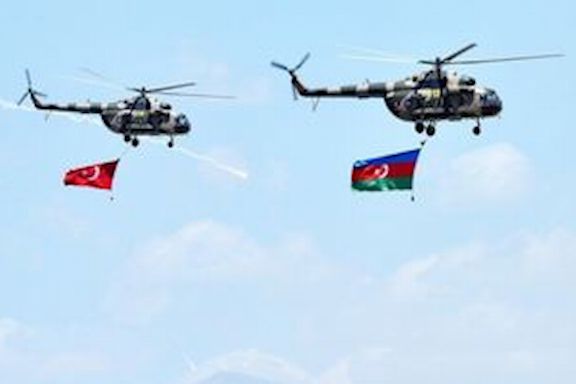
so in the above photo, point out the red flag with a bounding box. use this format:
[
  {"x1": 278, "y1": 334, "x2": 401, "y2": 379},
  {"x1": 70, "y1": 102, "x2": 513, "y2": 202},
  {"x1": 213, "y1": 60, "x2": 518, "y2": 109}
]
[{"x1": 63, "y1": 159, "x2": 119, "y2": 190}]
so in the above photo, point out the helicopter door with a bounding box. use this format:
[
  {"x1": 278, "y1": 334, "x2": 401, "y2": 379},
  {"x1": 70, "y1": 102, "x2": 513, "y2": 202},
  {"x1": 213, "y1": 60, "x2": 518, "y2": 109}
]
[
  {"x1": 149, "y1": 111, "x2": 170, "y2": 131},
  {"x1": 460, "y1": 89, "x2": 474, "y2": 107}
]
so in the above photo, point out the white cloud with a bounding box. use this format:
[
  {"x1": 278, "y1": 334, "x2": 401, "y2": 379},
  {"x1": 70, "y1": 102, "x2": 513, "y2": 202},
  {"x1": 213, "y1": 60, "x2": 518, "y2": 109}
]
[
  {"x1": 134, "y1": 220, "x2": 265, "y2": 283},
  {"x1": 185, "y1": 349, "x2": 313, "y2": 384},
  {"x1": 387, "y1": 254, "x2": 440, "y2": 297},
  {"x1": 0, "y1": 318, "x2": 27, "y2": 348},
  {"x1": 108, "y1": 223, "x2": 576, "y2": 382},
  {"x1": 521, "y1": 228, "x2": 576, "y2": 281},
  {"x1": 183, "y1": 349, "x2": 400, "y2": 384},
  {"x1": 39, "y1": 351, "x2": 109, "y2": 377},
  {"x1": 386, "y1": 244, "x2": 484, "y2": 299},
  {"x1": 385, "y1": 226, "x2": 576, "y2": 303},
  {"x1": 131, "y1": 221, "x2": 329, "y2": 285},
  {"x1": 437, "y1": 143, "x2": 532, "y2": 203},
  {"x1": 317, "y1": 359, "x2": 351, "y2": 384},
  {"x1": 0, "y1": 319, "x2": 110, "y2": 382},
  {"x1": 113, "y1": 221, "x2": 340, "y2": 322}
]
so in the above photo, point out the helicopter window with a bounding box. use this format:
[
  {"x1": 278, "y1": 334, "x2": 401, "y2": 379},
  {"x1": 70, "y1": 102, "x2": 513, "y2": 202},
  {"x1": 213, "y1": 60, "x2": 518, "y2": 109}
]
[
  {"x1": 484, "y1": 90, "x2": 500, "y2": 105},
  {"x1": 133, "y1": 96, "x2": 151, "y2": 110},
  {"x1": 459, "y1": 76, "x2": 476, "y2": 86},
  {"x1": 176, "y1": 114, "x2": 189, "y2": 126},
  {"x1": 160, "y1": 102, "x2": 172, "y2": 110}
]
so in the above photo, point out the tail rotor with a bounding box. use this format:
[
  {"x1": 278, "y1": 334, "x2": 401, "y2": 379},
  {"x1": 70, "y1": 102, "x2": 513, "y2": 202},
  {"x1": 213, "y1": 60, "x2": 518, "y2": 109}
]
[
  {"x1": 271, "y1": 53, "x2": 310, "y2": 100},
  {"x1": 17, "y1": 69, "x2": 47, "y2": 106}
]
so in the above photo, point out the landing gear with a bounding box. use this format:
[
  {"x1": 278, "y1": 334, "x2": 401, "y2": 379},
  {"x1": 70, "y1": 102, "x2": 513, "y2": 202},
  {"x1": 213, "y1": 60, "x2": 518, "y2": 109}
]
[
  {"x1": 131, "y1": 137, "x2": 139, "y2": 147},
  {"x1": 416, "y1": 122, "x2": 435, "y2": 136},
  {"x1": 167, "y1": 138, "x2": 174, "y2": 148},
  {"x1": 473, "y1": 118, "x2": 481, "y2": 136},
  {"x1": 123, "y1": 134, "x2": 131, "y2": 143},
  {"x1": 415, "y1": 121, "x2": 425, "y2": 134}
]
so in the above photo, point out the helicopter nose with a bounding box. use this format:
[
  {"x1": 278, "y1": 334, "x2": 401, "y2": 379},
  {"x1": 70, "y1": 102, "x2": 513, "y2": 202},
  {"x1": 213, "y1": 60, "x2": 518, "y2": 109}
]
[
  {"x1": 482, "y1": 89, "x2": 502, "y2": 116},
  {"x1": 174, "y1": 114, "x2": 191, "y2": 133},
  {"x1": 176, "y1": 122, "x2": 191, "y2": 134}
]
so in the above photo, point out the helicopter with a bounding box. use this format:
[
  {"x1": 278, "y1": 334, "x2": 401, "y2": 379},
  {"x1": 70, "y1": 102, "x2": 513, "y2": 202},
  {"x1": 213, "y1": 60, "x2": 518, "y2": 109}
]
[
  {"x1": 18, "y1": 70, "x2": 234, "y2": 147},
  {"x1": 272, "y1": 43, "x2": 563, "y2": 136}
]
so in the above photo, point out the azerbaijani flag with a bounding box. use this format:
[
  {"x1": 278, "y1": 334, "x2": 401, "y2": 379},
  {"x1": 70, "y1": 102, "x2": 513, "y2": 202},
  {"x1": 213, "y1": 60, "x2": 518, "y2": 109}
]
[{"x1": 351, "y1": 148, "x2": 421, "y2": 191}]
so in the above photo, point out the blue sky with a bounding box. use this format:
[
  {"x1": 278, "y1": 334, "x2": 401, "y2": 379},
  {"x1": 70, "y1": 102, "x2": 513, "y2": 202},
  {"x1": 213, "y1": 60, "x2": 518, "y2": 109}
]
[{"x1": 0, "y1": 1, "x2": 574, "y2": 383}]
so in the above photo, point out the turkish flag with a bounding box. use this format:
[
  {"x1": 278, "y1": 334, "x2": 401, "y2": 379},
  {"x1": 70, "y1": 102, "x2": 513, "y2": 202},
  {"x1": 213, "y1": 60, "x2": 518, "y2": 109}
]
[{"x1": 63, "y1": 159, "x2": 119, "y2": 190}]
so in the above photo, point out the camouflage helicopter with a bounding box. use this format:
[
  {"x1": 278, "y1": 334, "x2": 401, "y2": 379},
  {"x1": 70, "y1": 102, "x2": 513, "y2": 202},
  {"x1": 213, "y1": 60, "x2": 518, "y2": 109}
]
[
  {"x1": 18, "y1": 70, "x2": 233, "y2": 147},
  {"x1": 272, "y1": 43, "x2": 562, "y2": 136}
]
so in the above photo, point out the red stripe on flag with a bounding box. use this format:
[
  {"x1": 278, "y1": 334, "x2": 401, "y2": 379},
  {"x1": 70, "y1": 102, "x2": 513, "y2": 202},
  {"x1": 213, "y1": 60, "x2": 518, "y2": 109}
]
[{"x1": 352, "y1": 162, "x2": 415, "y2": 182}]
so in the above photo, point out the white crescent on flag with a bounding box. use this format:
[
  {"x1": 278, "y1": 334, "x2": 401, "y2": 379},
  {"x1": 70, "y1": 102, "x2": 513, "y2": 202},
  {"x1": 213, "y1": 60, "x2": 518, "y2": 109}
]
[
  {"x1": 374, "y1": 164, "x2": 390, "y2": 179},
  {"x1": 82, "y1": 166, "x2": 101, "y2": 181}
]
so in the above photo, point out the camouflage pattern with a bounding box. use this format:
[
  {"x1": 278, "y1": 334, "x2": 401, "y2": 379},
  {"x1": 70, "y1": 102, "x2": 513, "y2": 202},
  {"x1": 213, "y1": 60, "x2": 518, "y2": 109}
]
[
  {"x1": 290, "y1": 67, "x2": 502, "y2": 125},
  {"x1": 270, "y1": 45, "x2": 538, "y2": 136},
  {"x1": 26, "y1": 83, "x2": 191, "y2": 146}
]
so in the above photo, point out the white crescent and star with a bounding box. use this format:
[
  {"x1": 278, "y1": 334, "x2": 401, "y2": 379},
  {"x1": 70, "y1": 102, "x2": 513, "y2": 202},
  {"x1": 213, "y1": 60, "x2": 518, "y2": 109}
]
[{"x1": 81, "y1": 166, "x2": 101, "y2": 181}]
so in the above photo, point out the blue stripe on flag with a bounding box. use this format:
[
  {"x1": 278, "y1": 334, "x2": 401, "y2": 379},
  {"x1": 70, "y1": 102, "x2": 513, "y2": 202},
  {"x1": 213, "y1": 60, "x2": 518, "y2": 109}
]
[{"x1": 353, "y1": 149, "x2": 421, "y2": 168}]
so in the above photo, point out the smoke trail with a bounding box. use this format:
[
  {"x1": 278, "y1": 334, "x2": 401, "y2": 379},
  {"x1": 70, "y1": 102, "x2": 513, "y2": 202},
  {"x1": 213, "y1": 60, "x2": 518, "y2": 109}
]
[
  {"x1": 144, "y1": 138, "x2": 249, "y2": 181},
  {"x1": 0, "y1": 98, "x2": 249, "y2": 180},
  {"x1": 0, "y1": 98, "x2": 100, "y2": 125}
]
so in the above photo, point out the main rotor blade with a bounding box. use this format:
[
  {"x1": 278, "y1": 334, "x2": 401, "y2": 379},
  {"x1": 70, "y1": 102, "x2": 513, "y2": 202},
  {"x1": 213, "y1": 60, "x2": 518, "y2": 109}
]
[
  {"x1": 271, "y1": 61, "x2": 290, "y2": 71},
  {"x1": 25, "y1": 69, "x2": 32, "y2": 88},
  {"x1": 154, "y1": 91, "x2": 235, "y2": 99},
  {"x1": 338, "y1": 44, "x2": 420, "y2": 61},
  {"x1": 341, "y1": 54, "x2": 417, "y2": 64},
  {"x1": 447, "y1": 53, "x2": 565, "y2": 65},
  {"x1": 79, "y1": 67, "x2": 127, "y2": 89},
  {"x1": 63, "y1": 75, "x2": 125, "y2": 91},
  {"x1": 293, "y1": 52, "x2": 311, "y2": 72},
  {"x1": 441, "y1": 43, "x2": 478, "y2": 64},
  {"x1": 144, "y1": 82, "x2": 197, "y2": 93}
]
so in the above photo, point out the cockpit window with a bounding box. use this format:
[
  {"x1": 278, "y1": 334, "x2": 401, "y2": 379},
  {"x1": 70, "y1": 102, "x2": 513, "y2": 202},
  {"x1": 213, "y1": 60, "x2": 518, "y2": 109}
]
[
  {"x1": 486, "y1": 90, "x2": 498, "y2": 101},
  {"x1": 460, "y1": 76, "x2": 476, "y2": 86},
  {"x1": 482, "y1": 90, "x2": 500, "y2": 106},
  {"x1": 176, "y1": 114, "x2": 189, "y2": 126}
]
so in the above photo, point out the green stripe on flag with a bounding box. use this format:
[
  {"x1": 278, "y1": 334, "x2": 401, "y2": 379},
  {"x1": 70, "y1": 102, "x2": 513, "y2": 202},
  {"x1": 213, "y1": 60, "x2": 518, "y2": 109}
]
[{"x1": 352, "y1": 176, "x2": 414, "y2": 191}]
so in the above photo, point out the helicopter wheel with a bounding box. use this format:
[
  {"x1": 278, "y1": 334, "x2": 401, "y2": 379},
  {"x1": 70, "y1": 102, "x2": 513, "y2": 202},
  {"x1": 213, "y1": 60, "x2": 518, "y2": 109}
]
[
  {"x1": 131, "y1": 137, "x2": 139, "y2": 147},
  {"x1": 123, "y1": 134, "x2": 131, "y2": 143},
  {"x1": 425, "y1": 124, "x2": 436, "y2": 137},
  {"x1": 473, "y1": 125, "x2": 481, "y2": 136},
  {"x1": 167, "y1": 140, "x2": 174, "y2": 148},
  {"x1": 415, "y1": 122, "x2": 425, "y2": 134}
]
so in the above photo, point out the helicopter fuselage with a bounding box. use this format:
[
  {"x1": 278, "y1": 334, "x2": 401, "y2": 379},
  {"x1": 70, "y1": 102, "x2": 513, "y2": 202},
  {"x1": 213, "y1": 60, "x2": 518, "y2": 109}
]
[
  {"x1": 19, "y1": 71, "x2": 213, "y2": 147},
  {"x1": 28, "y1": 93, "x2": 191, "y2": 145},
  {"x1": 383, "y1": 76, "x2": 503, "y2": 123},
  {"x1": 270, "y1": 45, "x2": 552, "y2": 136},
  {"x1": 290, "y1": 70, "x2": 503, "y2": 124},
  {"x1": 100, "y1": 104, "x2": 191, "y2": 136}
]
